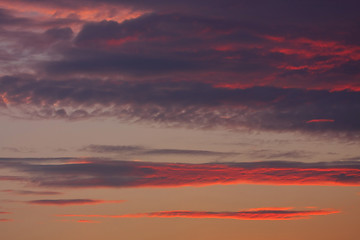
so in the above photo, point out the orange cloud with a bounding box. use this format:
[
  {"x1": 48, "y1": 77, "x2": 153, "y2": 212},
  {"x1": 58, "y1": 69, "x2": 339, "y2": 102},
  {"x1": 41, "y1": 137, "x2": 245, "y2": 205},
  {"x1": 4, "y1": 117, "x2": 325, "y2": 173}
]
[
  {"x1": 77, "y1": 219, "x2": 100, "y2": 223},
  {"x1": 59, "y1": 207, "x2": 339, "y2": 221}
]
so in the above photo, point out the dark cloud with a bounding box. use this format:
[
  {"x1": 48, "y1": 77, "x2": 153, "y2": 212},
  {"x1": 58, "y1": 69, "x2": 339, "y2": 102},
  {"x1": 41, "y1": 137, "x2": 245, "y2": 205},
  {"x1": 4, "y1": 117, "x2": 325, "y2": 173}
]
[
  {"x1": 81, "y1": 144, "x2": 237, "y2": 157},
  {"x1": 0, "y1": 1, "x2": 359, "y2": 138},
  {"x1": 0, "y1": 8, "x2": 33, "y2": 26},
  {"x1": 32, "y1": 12, "x2": 358, "y2": 89},
  {"x1": 6, "y1": 0, "x2": 360, "y2": 26},
  {"x1": 143, "y1": 149, "x2": 234, "y2": 156},
  {"x1": 0, "y1": 2, "x2": 358, "y2": 91},
  {"x1": 1, "y1": 189, "x2": 62, "y2": 195},
  {"x1": 0, "y1": 158, "x2": 359, "y2": 188},
  {"x1": 44, "y1": 27, "x2": 74, "y2": 40},
  {"x1": 80, "y1": 145, "x2": 144, "y2": 154},
  {"x1": 27, "y1": 199, "x2": 123, "y2": 206},
  {"x1": 247, "y1": 150, "x2": 313, "y2": 160},
  {"x1": 59, "y1": 207, "x2": 339, "y2": 220},
  {"x1": 1, "y1": 76, "x2": 360, "y2": 135}
]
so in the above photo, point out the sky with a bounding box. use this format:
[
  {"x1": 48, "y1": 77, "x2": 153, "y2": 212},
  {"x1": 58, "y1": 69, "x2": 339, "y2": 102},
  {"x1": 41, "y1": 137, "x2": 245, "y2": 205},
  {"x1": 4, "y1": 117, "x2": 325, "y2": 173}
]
[{"x1": 0, "y1": 0, "x2": 359, "y2": 239}]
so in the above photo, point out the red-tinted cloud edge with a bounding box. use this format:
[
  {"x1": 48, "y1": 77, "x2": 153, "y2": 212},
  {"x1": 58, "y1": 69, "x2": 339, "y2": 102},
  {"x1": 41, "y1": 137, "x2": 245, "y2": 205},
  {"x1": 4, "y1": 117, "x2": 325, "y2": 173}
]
[
  {"x1": 306, "y1": 119, "x2": 335, "y2": 123},
  {"x1": 2, "y1": 159, "x2": 360, "y2": 188}
]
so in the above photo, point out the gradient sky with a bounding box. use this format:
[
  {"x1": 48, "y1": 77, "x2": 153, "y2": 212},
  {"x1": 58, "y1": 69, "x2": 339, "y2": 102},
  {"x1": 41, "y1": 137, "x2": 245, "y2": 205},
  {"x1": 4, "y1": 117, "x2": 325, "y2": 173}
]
[{"x1": 0, "y1": 1, "x2": 360, "y2": 240}]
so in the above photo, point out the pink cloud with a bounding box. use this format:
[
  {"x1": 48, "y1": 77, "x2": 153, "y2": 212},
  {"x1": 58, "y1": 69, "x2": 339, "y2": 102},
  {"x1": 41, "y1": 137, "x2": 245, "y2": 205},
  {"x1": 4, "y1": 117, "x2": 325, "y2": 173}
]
[{"x1": 306, "y1": 119, "x2": 335, "y2": 123}]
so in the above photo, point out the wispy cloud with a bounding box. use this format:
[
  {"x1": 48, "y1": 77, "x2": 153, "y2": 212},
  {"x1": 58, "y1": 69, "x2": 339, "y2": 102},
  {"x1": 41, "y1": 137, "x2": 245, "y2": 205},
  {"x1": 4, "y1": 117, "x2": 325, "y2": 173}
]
[
  {"x1": 76, "y1": 219, "x2": 100, "y2": 223},
  {"x1": 0, "y1": 211, "x2": 11, "y2": 214},
  {"x1": 306, "y1": 119, "x2": 335, "y2": 123},
  {"x1": 1, "y1": 189, "x2": 62, "y2": 195},
  {"x1": 27, "y1": 199, "x2": 124, "y2": 206},
  {"x1": 59, "y1": 207, "x2": 339, "y2": 220},
  {"x1": 247, "y1": 150, "x2": 313, "y2": 160},
  {"x1": 0, "y1": 176, "x2": 26, "y2": 181},
  {"x1": 81, "y1": 144, "x2": 237, "y2": 157},
  {"x1": 0, "y1": 219, "x2": 13, "y2": 222}
]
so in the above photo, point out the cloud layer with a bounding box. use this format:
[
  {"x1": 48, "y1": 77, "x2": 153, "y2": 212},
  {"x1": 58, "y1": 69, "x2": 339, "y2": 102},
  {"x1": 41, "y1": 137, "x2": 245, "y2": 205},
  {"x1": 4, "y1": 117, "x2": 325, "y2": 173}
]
[
  {"x1": 0, "y1": 0, "x2": 359, "y2": 136},
  {"x1": 1, "y1": 77, "x2": 360, "y2": 135}
]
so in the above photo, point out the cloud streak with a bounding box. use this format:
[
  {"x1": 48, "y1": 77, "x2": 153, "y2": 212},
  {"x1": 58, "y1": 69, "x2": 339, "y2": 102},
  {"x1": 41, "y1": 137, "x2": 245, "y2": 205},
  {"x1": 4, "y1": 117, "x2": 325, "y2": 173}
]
[
  {"x1": 59, "y1": 207, "x2": 339, "y2": 220},
  {"x1": 27, "y1": 199, "x2": 124, "y2": 206},
  {"x1": 0, "y1": 211, "x2": 11, "y2": 214},
  {"x1": 1, "y1": 189, "x2": 62, "y2": 195},
  {"x1": 81, "y1": 144, "x2": 237, "y2": 157},
  {"x1": 1, "y1": 158, "x2": 359, "y2": 188},
  {"x1": 0, "y1": 219, "x2": 13, "y2": 222}
]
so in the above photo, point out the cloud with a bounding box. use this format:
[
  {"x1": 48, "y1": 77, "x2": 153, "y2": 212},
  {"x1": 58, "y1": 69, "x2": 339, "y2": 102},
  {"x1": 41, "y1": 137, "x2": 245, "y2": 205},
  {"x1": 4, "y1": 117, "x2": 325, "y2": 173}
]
[
  {"x1": 34, "y1": 12, "x2": 360, "y2": 90},
  {"x1": 1, "y1": 158, "x2": 359, "y2": 188},
  {"x1": 0, "y1": 219, "x2": 13, "y2": 222},
  {"x1": 306, "y1": 119, "x2": 335, "y2": 123},
  {"x1": 0, "y1": 1, "x2": 359, "y2": 138},
  {"x1": 1, "y1": 77, "x2": 360, "y2": 136},
  {"x1": 0, "y1": 1, "x2": 359, "y2": 90},
  {"x1": 77, "y1": 219, "x2": 100, "y2": 223},
  {"x1": 80, "y1": 145, "x2": 144, "y2": 154},
  {"x1": 81, "y1": 144, "x2": 237, "y2": 157},
  {"x1": 0, "y1": 211, "x2": 11, "y2": 214},
  {"x1": 1, "y1": 189, "x2": 62, "y2": 195},
  {"x1": 0, "y1": 176, "x2": 26, "y2": 181},
  {"x1": 59, "y1": 207, "x2": 339, "y2": 220},
  {"x1": 247, "y1": 150, "x2": 312, "y2": 160},
  {"x1": 27, "y1": 199, "x2": 124, "y2": 206}
]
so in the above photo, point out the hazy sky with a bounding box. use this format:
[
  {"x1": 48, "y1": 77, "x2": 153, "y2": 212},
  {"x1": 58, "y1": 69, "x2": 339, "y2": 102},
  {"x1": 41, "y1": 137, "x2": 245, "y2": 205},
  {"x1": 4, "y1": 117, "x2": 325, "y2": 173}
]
[{"x1": 0, "y1": 1, "x2": 359, "y2": 240}]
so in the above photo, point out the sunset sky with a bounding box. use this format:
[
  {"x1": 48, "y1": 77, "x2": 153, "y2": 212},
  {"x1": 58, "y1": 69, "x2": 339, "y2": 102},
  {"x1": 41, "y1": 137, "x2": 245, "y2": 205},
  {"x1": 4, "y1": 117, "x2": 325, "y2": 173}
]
[{"x1": 0, "y1": 1, "x2": 360, "y2": 239}]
